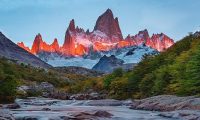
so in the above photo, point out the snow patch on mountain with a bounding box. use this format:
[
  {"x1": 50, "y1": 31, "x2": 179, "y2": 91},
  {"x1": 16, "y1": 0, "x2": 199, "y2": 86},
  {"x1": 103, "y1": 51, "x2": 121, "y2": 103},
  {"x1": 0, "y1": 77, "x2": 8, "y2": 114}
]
[
  {"x1": 47, "y1": 57, "x2": 98, "y2": 69},
  {"x1": 116, "y1": 45, "x2": 157, "y2": 63},
  {"x1": 76, "y1": 35, "x2": 92, "y2": 47},
  {"x1": 92, "y1": 30, "x2": 108, "y2": 38}
]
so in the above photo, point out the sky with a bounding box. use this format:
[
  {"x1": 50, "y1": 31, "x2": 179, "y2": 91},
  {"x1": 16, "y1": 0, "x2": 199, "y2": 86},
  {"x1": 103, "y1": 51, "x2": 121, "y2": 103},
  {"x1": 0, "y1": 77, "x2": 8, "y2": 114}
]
[{"x1": 0, "y1": 0, "x2": 200, "y2": 47}]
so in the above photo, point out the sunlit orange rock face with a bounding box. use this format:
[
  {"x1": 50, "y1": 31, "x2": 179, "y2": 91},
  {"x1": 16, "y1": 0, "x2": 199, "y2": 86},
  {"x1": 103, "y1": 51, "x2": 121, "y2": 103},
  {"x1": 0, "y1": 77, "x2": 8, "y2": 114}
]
[
  {"x1": 148, "y1": 33, "x2": 174, "y2": 51},
  {"x1": 30, "y1": 34, "x2": 60, "y2": 55},
  {"x1": 62, "y1": 19, "x2": 76, "y2": 56},
  {"x1": 17, "y1": 9, "x2": 174, "y2": 56},
  {"x1": 17, "y1": 42, "x2": 31, "y2": 52},
  {"x1": 125, "y1": 29, "x2": 174, "y2": 52}
]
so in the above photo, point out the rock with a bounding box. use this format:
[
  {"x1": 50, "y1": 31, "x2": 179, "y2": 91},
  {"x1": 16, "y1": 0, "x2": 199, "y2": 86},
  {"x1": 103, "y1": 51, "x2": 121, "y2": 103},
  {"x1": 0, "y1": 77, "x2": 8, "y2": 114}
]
[
  {"x1": 4, "y1": 103, "x2": 20, "y2": 109},
  {"x1": 125, "y1": 50, "x2": 134, "y2": 56},
  {"x1": 41, "y1": 108, "x2": 51, "y2": 111},
  {"x1": 50, "y1": 91, "x2": 70, "y2": 100},
  {"x1": 73, "y1": 112, "x2": 96, "y2": 120},
  {"x1": 0, "y1": 109, "x2": 15, "y2": 120},
  {"x1": 130, "y1": 95, "x2": 200, "y2": 111},
  {"x1": 72, "y1": 110, "x2": 113, "y2": 120},
  {"x1": 17, "y1": 85, "x2": 31, "y2": 96},
  {"x1": 69, "y1": 93, "x2": 104, "y2": 100},
  {"x1": 70, "y1": 94, "x2": 90, "y2": 100},
  {"x1": 93, "y1": 110, "x2": 113, "y2": 118},
  {"x1": 38, "y1": 82, "x2": 54, "y2": 93},
  {"x1": 17, "y1": 82, "x2": 56, "y2": 98},
  {"x1": 59, "y1": 116, "x2": 76, "y2": 120}
]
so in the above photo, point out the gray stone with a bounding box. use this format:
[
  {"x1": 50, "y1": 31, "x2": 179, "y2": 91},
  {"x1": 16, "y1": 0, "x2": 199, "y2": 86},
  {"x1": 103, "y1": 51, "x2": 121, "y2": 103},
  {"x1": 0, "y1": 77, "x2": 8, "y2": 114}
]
[
  {"x1": 38, "y1": 82, "x2": 55, "y2": 92},
  {"x1": 0, "y1": 109, "x2": 15, "y2": 120}
]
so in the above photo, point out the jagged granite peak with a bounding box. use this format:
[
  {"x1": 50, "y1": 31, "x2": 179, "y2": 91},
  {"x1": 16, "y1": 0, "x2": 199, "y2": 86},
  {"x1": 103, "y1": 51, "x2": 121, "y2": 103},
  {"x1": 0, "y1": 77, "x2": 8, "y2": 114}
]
[
  {"x1": 17, "y1": 42, "x2": 31, "y2": 52},
  {"x1": 0, "y1": 32, "x2": 51, "y2": 68},
  {"x1": 86, "y1": 29, "x2": 90, "y2": 35},
  {"x1": 148, "y1": 33, "x2": 174, "y2": 51},
  {"x1": 125, "y1": 34, "x2": 131, "y2": 40},
  {"x1": 68, "y1": 19, "x2": 76, "y2": 32},
  {"x1": 51, "y1": 38, "x2": 60, "y2": 51},
  {"x1": 138, "y1": 29, "x2": 149, "y2": 39},
  {"x1": 76, "y1": 26, "x2": 85, "y2": 33},
  {"x1": 52, "y1": 38, "x2": 58, "y2": 45},
  {"x1": 94, "y1": 9, "x2": 123, "y2": 42},
  {"x1": 63, "y1": 19, "x2": 76, "y2": 55},
  {"x1": 31, "y1": 33, "x2": 43, "y2": 54}
]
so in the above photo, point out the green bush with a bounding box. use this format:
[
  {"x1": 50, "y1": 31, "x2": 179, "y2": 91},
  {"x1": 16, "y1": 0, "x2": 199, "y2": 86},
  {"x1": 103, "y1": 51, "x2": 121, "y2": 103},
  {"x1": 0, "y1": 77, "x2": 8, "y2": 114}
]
[{"x1": 0, "y1": 75, "x2": 17, "y2": 103}]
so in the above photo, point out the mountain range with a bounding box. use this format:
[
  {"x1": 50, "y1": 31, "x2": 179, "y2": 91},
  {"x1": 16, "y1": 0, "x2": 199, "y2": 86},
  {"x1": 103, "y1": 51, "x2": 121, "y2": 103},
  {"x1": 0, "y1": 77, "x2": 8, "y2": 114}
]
[{"x1": 17, "y1": 9, "x2": 174, "y2": 61}]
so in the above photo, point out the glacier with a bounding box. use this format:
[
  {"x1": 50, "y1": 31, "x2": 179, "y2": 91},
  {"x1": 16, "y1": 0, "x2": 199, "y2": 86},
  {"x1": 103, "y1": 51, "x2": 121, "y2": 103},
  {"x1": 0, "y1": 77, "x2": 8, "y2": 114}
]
[{"x1": 47, "y1": 45, "x2": 157, "y2": 69}]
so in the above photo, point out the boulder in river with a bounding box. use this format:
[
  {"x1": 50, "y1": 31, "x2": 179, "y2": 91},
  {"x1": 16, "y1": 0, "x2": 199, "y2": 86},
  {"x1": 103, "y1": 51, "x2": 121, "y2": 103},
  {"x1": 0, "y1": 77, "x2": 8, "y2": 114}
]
[{"x1": 72, "y1": 110, "x2": 113, "y2": 119}]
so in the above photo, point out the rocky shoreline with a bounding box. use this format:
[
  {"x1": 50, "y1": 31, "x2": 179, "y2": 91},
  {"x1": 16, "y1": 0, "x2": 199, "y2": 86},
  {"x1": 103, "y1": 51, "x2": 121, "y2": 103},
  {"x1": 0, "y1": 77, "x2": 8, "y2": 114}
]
[
  {"x1": 130, "y1": 95, "x2": 200, "y2": 120},
  {"x1": 1, "y1": 95, "x2": 200, "y2": 120},
  {"x1": 130, "y1": 95, "x2": 200, "y2": 111}
]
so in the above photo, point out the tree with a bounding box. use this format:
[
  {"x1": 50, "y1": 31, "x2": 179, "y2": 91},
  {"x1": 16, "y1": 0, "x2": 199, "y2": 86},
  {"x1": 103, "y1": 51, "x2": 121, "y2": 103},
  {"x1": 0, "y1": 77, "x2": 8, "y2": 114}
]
[{"x1": 0, "y1": 75, "x2": 17, "y2": 103}]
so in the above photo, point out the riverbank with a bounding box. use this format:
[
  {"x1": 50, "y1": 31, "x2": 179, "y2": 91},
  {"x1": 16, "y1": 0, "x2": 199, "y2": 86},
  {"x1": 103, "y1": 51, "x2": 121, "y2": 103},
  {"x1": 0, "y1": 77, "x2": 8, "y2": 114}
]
[
  {"x1": 1, "y1": 95, "x2": 200, "y2": 120},
  {"x1": 130, "y1": 95, "x2": 200, "y2": 120}
]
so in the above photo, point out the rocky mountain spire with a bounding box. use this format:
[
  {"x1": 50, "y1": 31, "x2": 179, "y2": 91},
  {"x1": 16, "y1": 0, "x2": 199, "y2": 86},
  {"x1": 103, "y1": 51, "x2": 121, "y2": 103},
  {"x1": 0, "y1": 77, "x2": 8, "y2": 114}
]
[
  {"x1": 94, "y1": 9, "x2": 123, "y2": 42},
  {"x1": 17, "y1": 42, "x2": 31, "y2": 52},
  {"x1": 31, "y1": 33, "x2": 43, "y2": 54},
  {"x1": 68, "y1": 19, "x2": 76, "y2": 32},
  {"x1": 137, "y1": 29, "x2": 150, "y2": 40},
  {"x1": 51, "y1": 38, "x2": 59, "y2": 52},
  {"x1": 63, "y1": 19, "x2": 76, "y2": 55}
]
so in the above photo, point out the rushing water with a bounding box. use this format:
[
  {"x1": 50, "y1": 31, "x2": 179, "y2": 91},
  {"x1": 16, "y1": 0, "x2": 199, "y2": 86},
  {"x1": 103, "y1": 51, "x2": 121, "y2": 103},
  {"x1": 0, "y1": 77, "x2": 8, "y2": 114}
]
[{"x1": 10, "y1": 97, "x2": 177, "y2": 120}]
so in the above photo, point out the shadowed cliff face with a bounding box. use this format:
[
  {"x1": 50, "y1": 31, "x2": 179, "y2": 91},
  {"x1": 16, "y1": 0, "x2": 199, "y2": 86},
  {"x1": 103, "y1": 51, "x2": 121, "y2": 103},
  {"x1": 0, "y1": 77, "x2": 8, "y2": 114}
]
[
  {"x1": 0, "y1": 32, "x2": 51, "y2": 69},
  {"x1": 92, "y1": 55, "x2": 124, "y2": 73}
]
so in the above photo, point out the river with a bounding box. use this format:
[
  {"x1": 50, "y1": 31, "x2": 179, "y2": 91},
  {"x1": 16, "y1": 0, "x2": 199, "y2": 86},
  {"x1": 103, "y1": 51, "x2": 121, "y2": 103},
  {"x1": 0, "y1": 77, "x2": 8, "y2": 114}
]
[{"x1": 10, "y1": 97, "x2": 177, "y2": 120}]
